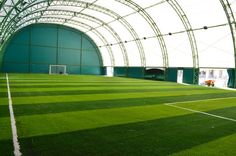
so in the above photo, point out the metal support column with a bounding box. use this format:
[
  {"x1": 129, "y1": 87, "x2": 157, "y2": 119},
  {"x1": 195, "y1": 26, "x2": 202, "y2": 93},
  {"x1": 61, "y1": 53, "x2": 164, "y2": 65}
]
[
  {"x1": 220, "y1": 0, "x2": 236, "y2": 88},
  {"x1": 167, "y1": 0, "x2": 199, "y2": 84}
]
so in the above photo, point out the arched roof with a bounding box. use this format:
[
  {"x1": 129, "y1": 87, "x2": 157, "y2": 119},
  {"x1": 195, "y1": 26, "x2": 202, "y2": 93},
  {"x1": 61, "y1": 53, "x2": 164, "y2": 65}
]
[{"x1": 0, "y1": 0, "x2": 236, "y2": 72}]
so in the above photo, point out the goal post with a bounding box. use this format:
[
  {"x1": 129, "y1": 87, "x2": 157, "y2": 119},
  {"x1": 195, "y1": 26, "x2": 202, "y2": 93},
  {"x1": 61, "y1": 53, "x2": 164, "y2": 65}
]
[{"x1": 49, "y1": 65, "x2": 67, "y2": 75}]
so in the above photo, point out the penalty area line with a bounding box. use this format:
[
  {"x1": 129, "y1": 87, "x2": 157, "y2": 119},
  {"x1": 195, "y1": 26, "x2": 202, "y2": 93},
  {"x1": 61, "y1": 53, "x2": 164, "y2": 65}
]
[
  {"x1": 165, "y1": 103, "x2": 236, "y2": 122},
  {"x1": 6, "y1": 73, "x2": 22, "y2": 156}
]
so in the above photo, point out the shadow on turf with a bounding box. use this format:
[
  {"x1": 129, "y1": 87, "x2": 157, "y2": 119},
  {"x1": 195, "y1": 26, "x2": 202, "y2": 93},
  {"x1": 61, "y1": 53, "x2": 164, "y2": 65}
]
[
  {"x1": 0, "y1": 140, "x2": 14, "y2": 156},
  {"x1": 19, "y1": 111, "x2": 236, "y2": 156},
  {"x1": 7, "y1": 87, "x2": 210, "y2": 97},
  {"x1": 9, "y1": 81, "x2": 175, "y2": 84},
  {"x1": 9, "y1": 83, "x2": 179, "y2": 89},
  {"x1": 0, "y1": 92, "x2": 235, "y2": 118}
]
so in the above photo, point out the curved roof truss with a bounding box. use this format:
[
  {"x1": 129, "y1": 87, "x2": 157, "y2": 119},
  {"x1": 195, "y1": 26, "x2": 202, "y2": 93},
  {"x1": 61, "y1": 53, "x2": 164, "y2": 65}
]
[
  {"x1": 0, "y1": 0, "x2": 235, "y2": 73},
  {"x1": 1, "y1": 0, "x2": 148, "y2": 67}
]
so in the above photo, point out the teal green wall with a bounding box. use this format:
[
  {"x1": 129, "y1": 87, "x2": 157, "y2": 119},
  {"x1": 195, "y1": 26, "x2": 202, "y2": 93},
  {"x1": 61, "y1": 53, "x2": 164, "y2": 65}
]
[
  {"x1": 114, "y1": 67, "x2": 144, "y2": 78},
  {"x1": 166, "y1": 68, "x2": 198, "y2": 84},
  {"x1": 1, "y1": 24, "x2": 102, "y2": 74},
  {"x1": 0, "y1": 46, "x2": 3, "y2": 71},
  {"x1": 166, "y1": 68, "x2": 178, "y2": 82},
  {"x1": 113, "y1": 67, "x2": 196, "y2": 82},
  {"x1": 114, "y1": 67, "x2": 127, "y2": 77},
  {"x1": 227, "y1": 69, "x2": 235, "y2": 88},
  {"x1": 0, "y1": 54, "x2": 3, "y2": 71},
  {"x1": 183, "y1": 68, "x2": 195, "y2": 84},
  {"x1": 127, "y1": 67, "x2": 144, "y2": 78}
]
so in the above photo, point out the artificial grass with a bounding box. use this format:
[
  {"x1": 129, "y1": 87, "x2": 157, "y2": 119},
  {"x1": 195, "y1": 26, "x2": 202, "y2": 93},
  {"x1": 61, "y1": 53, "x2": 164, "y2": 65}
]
[
  {"x1": 0, "y1": 74, "x2": 14, "y2": 156},
  {"x1": 18, "y1": 112, "x2": 236, "y2": 156},
  {"x1": 1, "y1": 73, "x2": 236, "y2": 155}
]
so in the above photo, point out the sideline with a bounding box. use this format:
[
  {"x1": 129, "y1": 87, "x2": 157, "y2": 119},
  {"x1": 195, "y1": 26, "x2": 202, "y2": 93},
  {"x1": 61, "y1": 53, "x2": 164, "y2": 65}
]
[
  {"x1": 6, "y1": 73, "x2": 21, "y2": 156},
  {"x1": 165, "y1": 96, "x2": 236, "y2": 105},
  {"x1": 165, "y1": 103, "x2": 236, "y2": 122}
]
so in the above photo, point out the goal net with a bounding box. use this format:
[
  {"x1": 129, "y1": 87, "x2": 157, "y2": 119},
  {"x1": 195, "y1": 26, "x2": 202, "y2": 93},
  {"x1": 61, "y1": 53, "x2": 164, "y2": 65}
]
[{"x1": 49, "y1": 65, "x2": 67, "y2": 75}]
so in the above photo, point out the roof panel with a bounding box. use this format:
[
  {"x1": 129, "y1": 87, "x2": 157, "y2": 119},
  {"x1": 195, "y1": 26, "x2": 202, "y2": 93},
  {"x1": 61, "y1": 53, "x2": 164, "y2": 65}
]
[
  {"x1": 96, "y1": 26, "x2": 117, "y2": 44},
  {"x1": 178, "y1": 0, "x2": 227, "y2": 28},
  {"x1": 196, "y1": 26, "x2": 234, "y2": 68},
  {"x1": 164, "y1": 33, "x2": 193, "y2": 67},
  {"x1": 82, "y1": 9, "x2": 114, "y2": 23},
  {"x1": 111, "y1": 44, "x2": 125, "y2": 66},
  {"x1": 48, "y1": 5, "x2": 84, "y2": 12},
  {"x1": 109, "y1": 20, "x2": 134, "y2": 41},
  {"x1": 124, "y1": 12, "x2": 155, "y2": 38},
  {"x1": 146, "y1": 2, "x2": 185, "y2": 34},
  {"x1": 142, "y1": 38, "x2": 163, "y2": 67},
  {"x1": 132, "y1": 0, "x2": 165, "y2": 8},
  {"x1": 95, "y1": 0, "x2": 134, "y2": 16},
  {"x1": 125, "y1": 42, "x2": 142, "y2": 66},
  {"x1": 63, "y1": 23, "x2": 88, "y2": 32},
  {"x1": 71, "y1": 16, "x2": 101, "y2": 28},
  {"x1": 86, "y1": 31, "x2": 104, "y2": 45},
  {"x1": 99, "y1": 47, "x2": 112, "y2": 66},
  {"x1": 1, "y1": 0, "x2": 235, "y2": 70}
]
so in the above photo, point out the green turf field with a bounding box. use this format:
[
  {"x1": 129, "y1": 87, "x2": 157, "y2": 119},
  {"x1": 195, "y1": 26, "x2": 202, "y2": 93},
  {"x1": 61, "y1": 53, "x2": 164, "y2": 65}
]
[{"x1": 1, "y1": 73, "x2": 236, "y2": 156}]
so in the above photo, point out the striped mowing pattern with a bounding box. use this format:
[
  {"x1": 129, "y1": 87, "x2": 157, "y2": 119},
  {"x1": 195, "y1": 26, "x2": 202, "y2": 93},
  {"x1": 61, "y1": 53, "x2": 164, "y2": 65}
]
[
  {"x1": 6, "y1": 74, "x2": 21, "y2": 156},
  {"x1": 1, "y1": 73, "x2": 236, "y2": 156}
]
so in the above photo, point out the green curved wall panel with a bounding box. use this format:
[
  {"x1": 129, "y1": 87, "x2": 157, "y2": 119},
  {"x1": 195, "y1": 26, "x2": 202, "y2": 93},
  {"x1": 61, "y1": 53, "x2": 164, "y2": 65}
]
[
  {"x1": 1, "y1": 24, "x2": 102, "y2": 75},
  {"x1": 58, "y1": 28, "x2": 81, "y2": 49},
  {"x1": 31, "y1": 25, "x2": 57, "y2": 46},
  {"x1": 82, "y1": 36, "x2": 96, "y2": 50},
  {"x1": 11, "y1": 28, "x2": 30, "y2": 44},
  {"x1": 4, "y1": 44, "x2": 29, "y2": 63}
]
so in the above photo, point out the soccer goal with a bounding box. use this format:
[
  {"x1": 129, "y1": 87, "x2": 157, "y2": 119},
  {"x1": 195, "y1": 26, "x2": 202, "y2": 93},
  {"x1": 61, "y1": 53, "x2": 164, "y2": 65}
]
[{"x1": 49, "y1": 65, "x2": 67, "y2": 75}]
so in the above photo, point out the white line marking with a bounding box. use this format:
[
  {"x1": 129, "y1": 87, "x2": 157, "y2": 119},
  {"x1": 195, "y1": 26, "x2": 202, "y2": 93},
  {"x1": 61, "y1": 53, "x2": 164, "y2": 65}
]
[
  {"x1": 165, "y1": 96, "x2": 236, "y2": 105},
  {"x1": 165, "y1": 104, "x2": 236, "y2": 122},
  {"x1": 6, "y1": 73, "x2": 22, "y2": 156},
  {"x1": 216, "y1": 87, "x2": 236, "y2": 91}
]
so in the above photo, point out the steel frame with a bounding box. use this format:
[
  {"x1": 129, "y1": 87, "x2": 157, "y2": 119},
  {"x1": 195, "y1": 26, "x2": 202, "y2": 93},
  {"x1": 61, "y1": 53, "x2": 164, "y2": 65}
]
[
  {"x1": 167, "y1": 0, "x2": 199, "y2": 84},
  {"x1": 14, "y1": 8, "x2": 130, "y2": 67},
  {"x1": 18, "y1": 10, "x2": 116, "y2": 66},
  {"x1": 13, "y1": 16, "x2": 112, "y2": 67},
  {"x1": 0, "y1": 1, "x2": 125, "y2": 67},
  {"x1": 0, "y1": 0, "x2": 147, "y2": 67},
  {"x1": 115, "y1": 0, "x2": 169, "y2": 69},
  {"x1": 0, "y1": 0, "x2": 236, "y2": 86},
  {"x1": 5, "y1": 16, "x2": 105, "y2": 66},
  {"x1": 219, "y1": 0, "x2": 236, "y2": 88}
]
